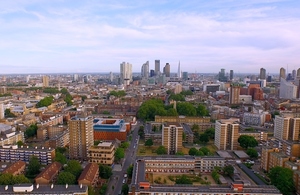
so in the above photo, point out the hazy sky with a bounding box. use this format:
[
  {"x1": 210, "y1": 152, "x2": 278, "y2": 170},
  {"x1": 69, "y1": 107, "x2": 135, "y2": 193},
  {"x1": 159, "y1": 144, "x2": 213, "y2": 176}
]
[{"x1": 0, "y1": 0, "x2": 300, "y2": 74}]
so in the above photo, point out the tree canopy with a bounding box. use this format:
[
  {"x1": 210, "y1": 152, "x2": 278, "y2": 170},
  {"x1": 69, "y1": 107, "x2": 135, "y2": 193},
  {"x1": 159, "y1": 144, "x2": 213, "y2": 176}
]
[
  {"x1": 36, "y1": 96, "x2": 54, "y2": 108},
  {"x1": 54, "y1": 152, "x2": 67, "y2": 164},
  {"x1": 99, "y1": 164, "x2": 112, "y2": 179},
  {"x1": 4, "y1": 109, "x2": 16, "y2": 118},
  {"x1": 238, "y1": 135, "x2": 258, "y2": 149},
  {"x1": 0, "y1": 174, "x2": 30, "y2": 185},
  {"x1": 269, "y1": 166, "x2": 295, "y2": 195},
  {"x1": 223, "y1": 165, "x2": 234, "y2": 176},
  {"x1": 145, "y1": 139, "x2": 153, "y2": 147},
  {"x1": 25, "y1": 124, "x2": 38, "y2": 138},
  {"x1": 156, "y1": 146, "x2": 167, "y2": 155},
  {"x1": 43, "y1": 87, "x2": 60, "y2": 94},
  {"x1": 109, "y1": 90, "x2": 126, "y2": 97},
  {"x1": 64, "y1": 160, "x2": 82, "y2": 179},
  {"x1": 246, "y1": 148, "x2": 258, "y2": 159},
  {"x1": 56, "y1": 171, "x2": 76, "y2": 185},
  {"x1": 115, "y1": 148, "x2": 125, "y2": 162},
  {"x1": 127, "y1": 164, "x2": 134, "y2": 178},
  {"x1": 26, "y1": 156, "x2": 41, "y2": 176},
  {"x1": 175, "y1": 175, "x2": 192, "y2": 184}
]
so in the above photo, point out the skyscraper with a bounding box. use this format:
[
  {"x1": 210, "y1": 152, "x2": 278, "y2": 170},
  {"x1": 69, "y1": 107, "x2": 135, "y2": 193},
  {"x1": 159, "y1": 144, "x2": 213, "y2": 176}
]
[
  {"x1": 230, "y1": 70, "x2": 234, "y2": 80},
  {"x1": 120, "y1": 62, "x2": 132, "y2": 85},
  {"x1": 42, "y1": 75, "x2": 49, "y2": 87},
  {"x1": 155, "y1": 60, "x2": 160, "y2": 76},
  {"x1": 177, "y1": 61, "x2": 181, "y2": 78},
  {"x1": 279, "y1": 78, "x2": 297, "y2": 99},
  {"x1": 163, "y1": 63, "x2": 170, "y2": 77},
  {"x1": 279, "y1": 67, "x2": 286, "y2": 81},
  {"x1": 141, "y1": 61, "x2": 149, "y2": 79},
  {"x1": 260, "y1": 68, "x2": 266, "y2": 80},
  {"x1": 69, "y1": 115, "x2": 94, "y2": 160},
  {"x1": 218, "y1": 68, "x2": 227, "y2": 82}
]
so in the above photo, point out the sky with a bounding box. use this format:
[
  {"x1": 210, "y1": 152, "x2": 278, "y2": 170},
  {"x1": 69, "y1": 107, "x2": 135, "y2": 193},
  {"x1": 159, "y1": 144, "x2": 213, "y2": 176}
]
[{"x1": 0, "y1": 0, "x2": 300, "y2": 74}]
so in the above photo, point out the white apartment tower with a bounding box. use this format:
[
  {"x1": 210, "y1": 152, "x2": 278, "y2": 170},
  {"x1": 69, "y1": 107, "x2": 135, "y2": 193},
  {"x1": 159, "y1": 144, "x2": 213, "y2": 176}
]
[
  {"x1": 279, "y1": 78, "x2": 298, "y2": 99},
  {"x1": 120, "y1": 62, "x2": 132, "y2": 85}
]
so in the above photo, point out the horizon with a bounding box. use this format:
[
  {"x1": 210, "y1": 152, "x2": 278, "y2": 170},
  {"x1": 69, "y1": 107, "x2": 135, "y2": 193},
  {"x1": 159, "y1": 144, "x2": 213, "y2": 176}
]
[{"x1": 0, "y1": 0, "x2": 300, "y2": 74}]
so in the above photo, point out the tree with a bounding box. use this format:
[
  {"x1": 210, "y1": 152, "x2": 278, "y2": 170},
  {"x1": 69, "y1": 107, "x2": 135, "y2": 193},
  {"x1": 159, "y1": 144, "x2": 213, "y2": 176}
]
[
  {"x1": 199, "y1": 134, "x2": 209, "y2": 143},
  {"x1": 182, "y1": 132, "x2": 186, "y2": 141},
  {"x1": 127, "y1": 164, "x2": 134, "y2": 178},
  {"x1": 60, "y1": 88, "x2": 68, "y2": 94},
  {"x1": 238, "y1": 135, "x2": 258, "y2": 149},
  {"x1": 17, "y1": 140, "x2": 24, "y2": 147},
  {"x1": 27, "y1": 156, "x2": 41, "y2": 176},
  {"x1": 25, "y1": 124, "x2": 38, "y2": 138},
  {"x1": 36, "y1": 96, "x2": 54, "y2": 108},
  {"x1": 64, "y1": 160, "x2": 82, "y2": 178},
  {"x1": 196, "y1": 104, "x2": 209, "y2": 116},
  {"x1": 176, "y1": 151, "x2": 184, "y2": 155},
  {"x1": 55, "y1": 152, "x2": 67, "y2": 164},
  {"x1": 189, "y1": 148, "x2": 198, "y2": 156},
  {"x1": 137, "y1": 99, "x2": 167, "y2": 121},
  {"x1": 120, "y1": 142, "x2": 130, "y2": 149},
  {"x1": 175, "y1": 175, "x2": 192, "y2": 184},
  {"x1": 269, "y1": 166, "x2": 295, "y2": 195},
  {"x1": 204, "y1": 128, "x2": 215, "y2": 139},
  {"x1": 99, "y1": 164, "x2": 112, "y2": 179},
  {"x1": 199, "y1": 147, "x2": 210, "y2": 155},
  {"x1": 13, "y1": 175, "x2": 30, "y2": 184},
  {"x1": 246, "y1": 148, "x2": 258, "y2": 159},
  {"x1": 99, "y1": 184, "x2": 108, "y2": 195},
  {"x1": 122, "y1": 184, "x2": 129, "y2": 195},
  {"x1": 138, "y1": 126, "x2": 145, "y2": 138},
  {"x1": 223, "y1": 165, "x2": 234, "y2": 176},
  {"x1": 64, "y1": 93, "x2": 73, "y2": 106},
  {"x1": 166, "y1": 108, "x2": 178, "y2": 116},
  {"x1": 211, "y1": 170, "x2": 220, "y2": 184},
  {"x1": 115, "y1": 148, "x2": 125, "y2": 162},
  {"x1": 145, "y1": 139, "x2": 153, "y2": 147},
  {"x1": 176, "y1": 102, "x2": 197, "y2": 116},
  {"x1": 156, "y1": 146, "x2": 167, "y2": 155},
  {"x1": 4, "y1": 109, "x2": 16, "y2": 118},
  {"x1": 0, "y1": 174, "x2": 13, "y2": 185},
  {"x1": 56, "y1": 171, "x2": 76, "y2": 184},
  {"x1": 55, "y1": 147, "x2": 67, "y2": 154},
  {"x1": 191, "y1": 124, "x2": 199, "y2": 131}
]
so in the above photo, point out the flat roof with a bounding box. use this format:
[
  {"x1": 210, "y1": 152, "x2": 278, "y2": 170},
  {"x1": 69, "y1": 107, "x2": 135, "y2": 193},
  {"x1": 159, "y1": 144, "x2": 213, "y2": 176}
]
[
  {"x1": 234, "y1": 150, "x2": 249, "y2": 159},
  {"x1": 97, "y1": 142, "x2": 113, "y2": 147},
  {"x1": 217, "y1": 151, "x2": 233, "y2": 159}
]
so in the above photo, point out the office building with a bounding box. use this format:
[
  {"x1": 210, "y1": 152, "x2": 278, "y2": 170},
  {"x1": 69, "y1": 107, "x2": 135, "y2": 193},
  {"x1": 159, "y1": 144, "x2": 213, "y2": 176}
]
[
  {"x1": 280, "y1": 67, "x2": 286, "y2": 81},
  {"x1": 214, "y1": 118, "x2": 240, "y2": 150},
  {"x1": 162, "y1": 123, "x2": 183, "y2": 154},
  {"x1": 93, "y1": 118, "x2": 127, "y2": 141},
  {"x1": 279, "y1": 78, "x2": 298, "y2": 99},
  {"x1": 88, "y1": 142, "x2": 115, "y2": 165},
  {"x1": 182, "y1": 72, "x2": 188, "y2": 80},
  {"x1": 141, "y1": 61, "x2": 149, "y2": 79},
  {"x1": 218, "y1": 68, "x2": 227, "y2": 82},
  {"x1": 68, "y1": 115, "x2": 94, "y2": 160},
  {"x1": 150, "y1": 69, "x2": 155, "y2": 77},
  {"x1": 155, "y1": 60, "x2": 160, "y2": 76},
  {"x1": 260, "y1": 68, "x2": 266, "y2": 80},
  {"x1": 274, "y1": 115, "x2": 300, "y2": 141},
  {"x1": 42, "y1": 75, "x2": 49, "y2": 87},
  {"x1": 163, "y1": 63, "x2": 170, "y2": 77},
  {"x1": 120, "y1": 62, "x2": 132, "y2": 85},
  {"x1": 229, "y1": 84, "x2": 240, "y2": 104}
]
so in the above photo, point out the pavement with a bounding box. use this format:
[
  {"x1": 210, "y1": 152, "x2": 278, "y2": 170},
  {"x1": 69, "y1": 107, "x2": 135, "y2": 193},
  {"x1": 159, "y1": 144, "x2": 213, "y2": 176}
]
[{"x1": 106, "y1": 121, "x2": 141, "y2": 195}]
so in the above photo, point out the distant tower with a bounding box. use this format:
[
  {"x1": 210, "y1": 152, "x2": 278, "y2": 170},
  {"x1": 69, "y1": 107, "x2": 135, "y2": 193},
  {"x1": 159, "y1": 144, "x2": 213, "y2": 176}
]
[
  {"x1": 279, "y1": 67, "x2": 286, "y2": 81},
  {"x1": 120, "y1": 62, "x2": 132, "y2": 85},
  {"x1": 155, "y1": 60, "x2": 160, "y2": 76},
  {"x1": 292, "y1": 69, "x2": 296, "y2": 80},
  {"x1": 230, "y1": 70, "x2": 234, "y2": 80},
  {"x1": 260, "y1": 68, "x2": 266, "y2": 80},
  {"x1": 141, "y1": 61, "x2": 149, "y2": 79},
  {"x1": 26, "y1": 75, "x2": 30, "y2": 83},
  {"x1": 229, "y1": 84, "x2": 240, "y2": 104},
  {"x1": 297, "y1": 68, "x2": 300, "y2": 78},
  {"x1": 164, "y1": 63, "x2": 170, "y2": 77},
  {"x1": 109, "y1": 72, "x2": 113, "y2": 82},
  {"x1": 73, "y1": 74, "x2": 78, "y2": 82},
  {"x1": 42, "y1": 75, "x2": 49, "y2": 87},
  {"x1": 0, "y1": 103, "x2": 4, "y2": 119},
  {"x1": 178, "y1": 61, "x2": 181, "y2": 78}
]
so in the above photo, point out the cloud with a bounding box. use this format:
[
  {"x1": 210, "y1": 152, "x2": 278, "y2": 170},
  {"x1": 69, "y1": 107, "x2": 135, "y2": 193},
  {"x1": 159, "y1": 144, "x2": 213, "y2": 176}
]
[{"x1": 0, "y1": 0, "x2": 299, "y2": 74}]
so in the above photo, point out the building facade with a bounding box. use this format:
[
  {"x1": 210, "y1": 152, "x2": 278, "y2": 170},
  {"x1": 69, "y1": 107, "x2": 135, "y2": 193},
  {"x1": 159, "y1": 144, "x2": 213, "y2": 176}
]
[
  {"x1": 68, "y1": 115, "x2": 94, "y2": 160},
  {"x1": 88, "y1": 142, "x2": 115, "y2": 165},
  {"x1": 214, "y1": 119, "x2": 240, "y2": 150},
  {"x1": 162, "y1": 123, "x2": 183, "y2": 155}
]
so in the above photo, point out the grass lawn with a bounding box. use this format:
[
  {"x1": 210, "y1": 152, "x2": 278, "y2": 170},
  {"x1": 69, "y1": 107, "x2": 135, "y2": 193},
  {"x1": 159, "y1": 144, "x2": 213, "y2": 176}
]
[{"x1": 148, "y1": 173, "x2": 217, "y2": 185}]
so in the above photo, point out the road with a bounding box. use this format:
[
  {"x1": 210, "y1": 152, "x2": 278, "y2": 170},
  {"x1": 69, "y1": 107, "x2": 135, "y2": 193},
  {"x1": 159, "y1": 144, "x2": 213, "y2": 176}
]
[{"x1": 106, "y1": 121, "x2": 141, "y2": 195}]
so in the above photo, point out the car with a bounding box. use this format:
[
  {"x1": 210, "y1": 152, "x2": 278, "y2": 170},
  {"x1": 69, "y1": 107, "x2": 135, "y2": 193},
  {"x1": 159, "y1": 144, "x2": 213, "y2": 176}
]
[
  {"x1": 124, "y1": 173, "x2": 127, "y2": 178},
  {"x1": 123, "y1": 179, "x2": 126, "y2": 184}
]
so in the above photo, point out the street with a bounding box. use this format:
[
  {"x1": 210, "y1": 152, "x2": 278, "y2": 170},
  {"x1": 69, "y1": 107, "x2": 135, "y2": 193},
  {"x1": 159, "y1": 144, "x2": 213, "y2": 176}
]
[{"x1": 106, "y1": 121, "x2": 141, "y2": 195}]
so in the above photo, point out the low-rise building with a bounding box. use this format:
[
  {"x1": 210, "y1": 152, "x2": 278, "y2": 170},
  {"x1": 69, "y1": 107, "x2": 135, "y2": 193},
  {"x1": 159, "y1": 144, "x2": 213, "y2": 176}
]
[
  {"x1": 0, "y1": 145, "x2": 55, "y2": 165},
  {"x1": 2, "y1": 161, "x2": 26, "y2": 175},
  {"x1": 88, "y1": 142, "x2": 115, "y2": 165},
  {"x1": 78, "y1": 163, "x2": 99, "y2": 187},
  {"x1": 35, "y1": 162, "x2": 62, "y2": 184}
]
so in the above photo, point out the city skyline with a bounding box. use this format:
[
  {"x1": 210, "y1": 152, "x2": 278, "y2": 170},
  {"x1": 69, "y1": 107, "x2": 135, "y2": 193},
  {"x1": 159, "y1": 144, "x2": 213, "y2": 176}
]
[{"x1": 0, "y1": 0, "x2": 300, "y2": 74}]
